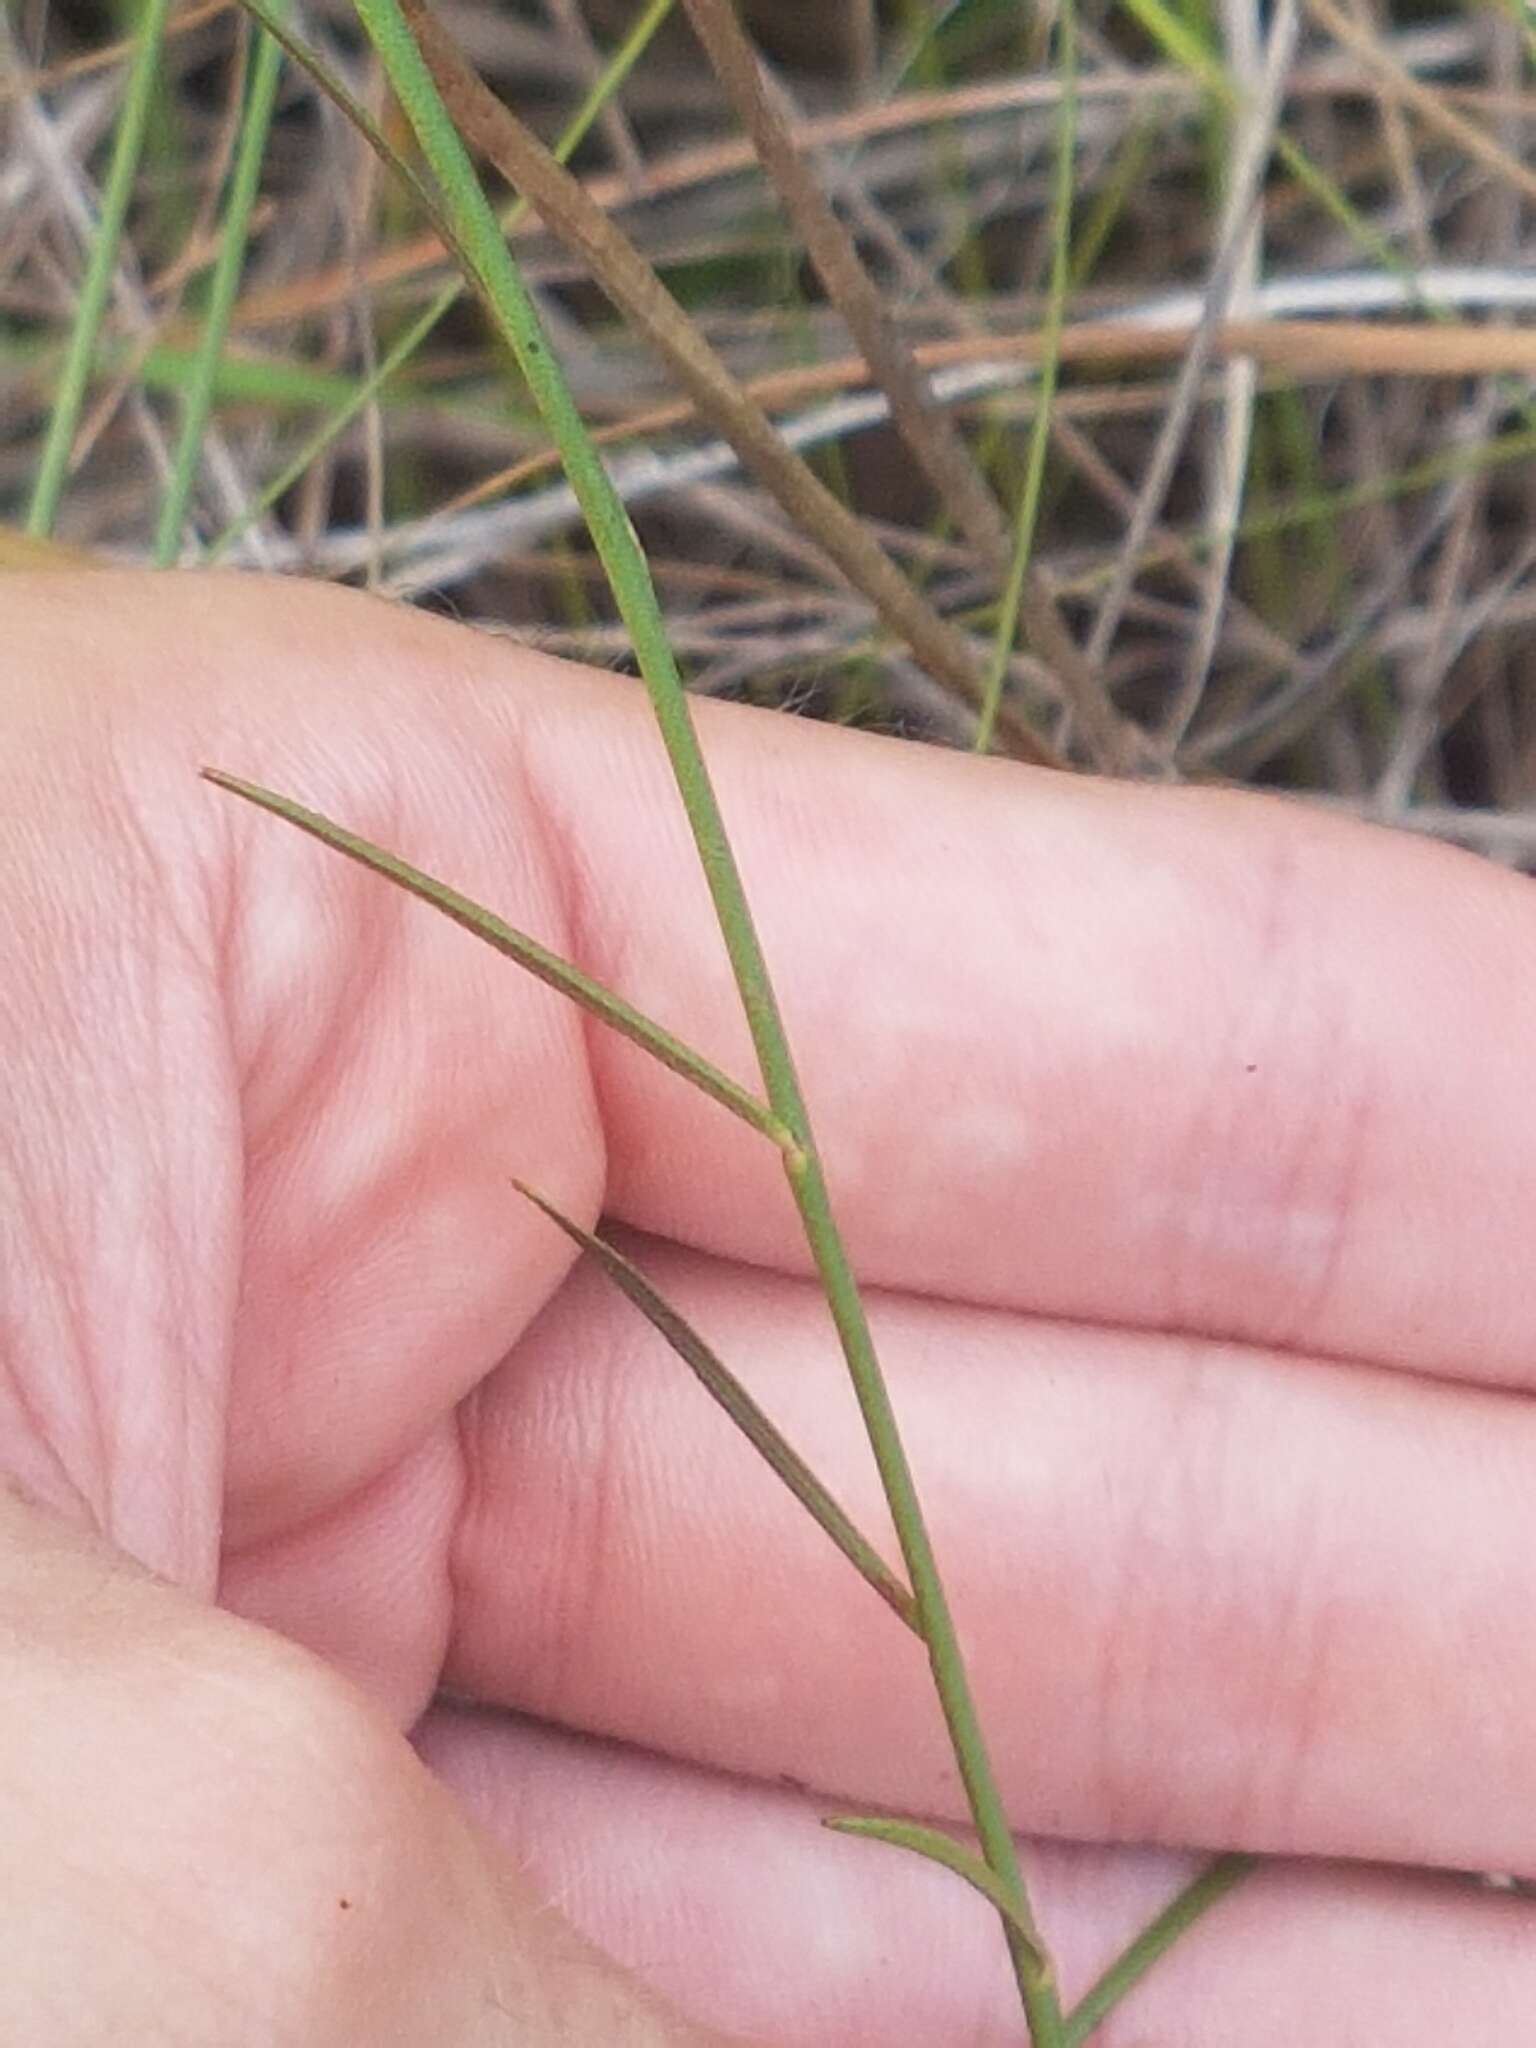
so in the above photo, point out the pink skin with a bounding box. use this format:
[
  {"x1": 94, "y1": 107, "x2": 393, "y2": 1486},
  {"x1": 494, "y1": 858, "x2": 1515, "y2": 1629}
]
[{"x1": 2, "y1": 569, "x2": 1534, "y2": 2043}]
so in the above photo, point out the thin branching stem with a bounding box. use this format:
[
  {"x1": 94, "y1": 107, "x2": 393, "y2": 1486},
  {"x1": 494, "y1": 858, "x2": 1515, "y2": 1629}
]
[
  {"x1": 199, "y1": 768, "x2": 790, "y2": 1145},
  {"x1": 782, "y1": 1143, "x2": 1064, "y2": 2040},
  {"x1": 347, "y1": 0, "x2": 1064, "y2": 2033}
]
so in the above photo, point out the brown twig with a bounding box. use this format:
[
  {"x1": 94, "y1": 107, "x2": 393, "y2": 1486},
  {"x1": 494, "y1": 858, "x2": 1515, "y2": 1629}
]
[
  {"x1": 419, "y1": 313, "x2": 1536, "y2": 530},
  {"x1": 396, "y1": 0, "x2": 1063, "y2": 766},
  {"x1": 222, "y1": 48, "x2": 1517, "y2": 335},
  {"x1": 677, "y1": 0, "x2": 1133, "y2": 769},
  {"x1": 681, "y1": 0, "x2": 1007, "y2": 561},
  {"x1": 1303, "y1": 0, "x2": 1536, "y2": 208},
  {"x1": 678, "y1": 0, "x2": 1122, "y2": 762}
]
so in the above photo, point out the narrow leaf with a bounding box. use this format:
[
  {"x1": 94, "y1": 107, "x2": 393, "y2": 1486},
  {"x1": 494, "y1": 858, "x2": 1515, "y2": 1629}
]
[
  {"x1": 230, "y1": 0, "x2": 475, "y2": 278},
  {"x1": 200, "y1": 769, "x2": 788, "y2": 1148},
  {"x1": 155, "y1": 4, "x2": 289, "y2": 563},
  {"x1": 513, "y1": 1181, "x2": 917, "y2": 1633},
  {"x1": 27, "y1": 0, "x2": 175, "y2": 535},
  {"x1": 824, "y1": 1816, "x2": 1047, "y2": 1973},
  {"x1": 209, "y1": 0, "x2": 678, "y2": 565},
  {"x1": 1063, "y1": 1853, "x2": 1257, "y2": 2044}
]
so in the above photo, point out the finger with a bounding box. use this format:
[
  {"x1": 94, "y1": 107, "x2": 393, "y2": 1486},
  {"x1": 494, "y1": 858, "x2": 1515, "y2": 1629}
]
[
  {"x1": 134, "y1": 567, "x2": 1536, "y2": 1391},
  {"x1": 33, "y1": 570, "x2": 1536, "y2": 1403},
  {"x1": 9, "y1": 568, "x2": 1531, "y2": 1583},
  {"x1": 0, "y1": 1486, "x2": 728, "y2": 2046},
  {"x1": 446, "y1": 1236, "x2": 1536, "y2": 1880},
  {"x1": 217, "y1": 1419, "x2": 463, "y2": 1726},
  {"x1": 2, "y1": 573, "x2": 601, "y2": 1565},
  {"x1": 509, "y1": 631, "x2": 1536, "y2": 1389},
  {"x1": 421, "y1": 1705, "x2": 1536, "y2": 2047}
]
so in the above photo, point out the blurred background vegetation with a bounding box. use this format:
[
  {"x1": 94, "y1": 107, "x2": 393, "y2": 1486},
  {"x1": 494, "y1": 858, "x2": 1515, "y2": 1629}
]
[{"x1": 4, "y1": 0, "x2": 1534, "y2": 844}]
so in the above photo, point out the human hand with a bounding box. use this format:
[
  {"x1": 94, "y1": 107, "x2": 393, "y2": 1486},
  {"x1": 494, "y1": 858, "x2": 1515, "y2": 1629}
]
[{"x1": 3, "y1": 570, "x2": 1533, "y2": 2043}]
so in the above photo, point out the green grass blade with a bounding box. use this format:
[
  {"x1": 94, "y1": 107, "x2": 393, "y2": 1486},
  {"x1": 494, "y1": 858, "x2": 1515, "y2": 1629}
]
[
  {"x1": 974, "y1": 0, "x2": 1075, "y2": 754},
  {"x1": 207, "y1": 0, "x2": 677, "y2": 565},
  {"x1": 824, "y1": 1815, "x2": 1048, "y2": 1971},
  {"x1": 1119, "y1": 0, "x2": 1216, "y2": 80},
  {"x1": 4, "y1": 331, "x2": 383, "y2": 413},
  {"x1": 1227, "y1": 423, "x2": 1536, "y2": 559},
  {"x1": 205, "y1": 286, "x2": 464, "y2": 565},
  {"x1": 153, "y1": 9, "x2": 287, "y2": 563},
  {"x1": 199, "y1": 770, "x2": 788, "y2": 1147},
  {"x1": 228, "y1": 0, "x2": 458, "y2": 234},
  {"x1": 1063, "y1": 1853, "x2": 1257, "y2": 2044},
  {"x1": 513, "y1": 1182, "x2": 918, "y2": 1632},
  {"x1": 1117, "y1": 0, "x2": 1454, "y2": 296},
  {"x1": 26, "y1": 0, "x2": 175, "y2": 536}
]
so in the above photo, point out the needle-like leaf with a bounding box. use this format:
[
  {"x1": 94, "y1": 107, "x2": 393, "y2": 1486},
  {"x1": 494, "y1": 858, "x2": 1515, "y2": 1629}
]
[
  {"x1": 201, "y1": 768, "x2": 789, "y2": 1149},
  {"x1": 1063, "y1": 1853, "x2": 1257, "y2": 2043},
  {"x1": 824, "y1": 1815, "x2": 1048, "y2": 1973},
  {"x1": 514, "y1": 1180, "x2": 917, "y2": 1633}
]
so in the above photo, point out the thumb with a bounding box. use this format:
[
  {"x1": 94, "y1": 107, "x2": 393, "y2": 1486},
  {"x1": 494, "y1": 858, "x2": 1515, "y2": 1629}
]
[{"x1": 0, "y1": 1484, "x2": 729, "y2": 2046}]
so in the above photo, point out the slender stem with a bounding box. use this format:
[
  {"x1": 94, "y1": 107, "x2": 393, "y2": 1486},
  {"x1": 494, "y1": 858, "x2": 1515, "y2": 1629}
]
[
  {"x1": 352, "y1": 1, "x2": 1063, "y2": 2033},
  {"x1": 154, "y1": 6, "x2": 287, "y2": 563},
  {"x1": 974, "y1": 0, "x2": 1076, "y2": 755},
  {"x1": 27, "y1": 0, "x2": 175, "y2": 535},
  {"x1": 786, "y1": 1144, "x2": 1063, "y2": 2040}
]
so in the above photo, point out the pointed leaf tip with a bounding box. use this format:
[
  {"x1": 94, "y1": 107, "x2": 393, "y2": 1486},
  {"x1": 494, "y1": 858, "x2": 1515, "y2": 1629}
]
[{"x1": 823, "y1": 1815, "x2": 1047, "y2": 1971}]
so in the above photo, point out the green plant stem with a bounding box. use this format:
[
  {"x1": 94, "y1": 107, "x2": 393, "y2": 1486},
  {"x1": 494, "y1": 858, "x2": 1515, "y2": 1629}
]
[
  {"x1": 781, "y1": 1145, "x2": 1063, "y2": 2043},
  {"x1": 154, "y1": 7, "x2": 287, "y2": 562},
  {"x1": 1063, "y1": 1854, "x2": 1257, "y2": 2044},
  {"x1": 349, "y1": 0, "x2": 1062, "y2": 2034},
  {"x1": 27, "y1": 0, "x2": 174, "y2": 536},
  {"x1": 975, "y1": 0, "x2": 1075, "y2": 755},
  {"x1": 207, "y1": 0, "x2": 676, "y2": 564}
]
